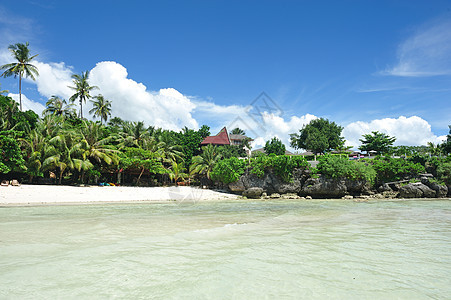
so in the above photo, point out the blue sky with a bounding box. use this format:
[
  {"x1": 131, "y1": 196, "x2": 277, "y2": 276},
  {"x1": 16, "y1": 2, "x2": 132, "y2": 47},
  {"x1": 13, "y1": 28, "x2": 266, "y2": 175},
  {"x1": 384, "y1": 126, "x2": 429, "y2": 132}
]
[{"x1": 0, "y1": 0, "x2": 450, "y2": 150}]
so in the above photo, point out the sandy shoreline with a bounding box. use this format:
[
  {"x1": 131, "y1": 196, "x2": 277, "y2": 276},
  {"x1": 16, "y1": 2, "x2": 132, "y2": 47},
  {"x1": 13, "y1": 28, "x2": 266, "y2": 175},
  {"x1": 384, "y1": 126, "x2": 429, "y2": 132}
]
[{"x1": 0, "y1": 185, "x2": 239, "y2": 206}]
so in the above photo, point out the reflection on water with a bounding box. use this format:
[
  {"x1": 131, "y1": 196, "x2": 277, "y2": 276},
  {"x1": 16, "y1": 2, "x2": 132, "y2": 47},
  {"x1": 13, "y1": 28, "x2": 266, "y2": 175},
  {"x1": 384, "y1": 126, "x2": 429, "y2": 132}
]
[{"x1": 0, "y1": 199, "x2": 450, "y2": 299}]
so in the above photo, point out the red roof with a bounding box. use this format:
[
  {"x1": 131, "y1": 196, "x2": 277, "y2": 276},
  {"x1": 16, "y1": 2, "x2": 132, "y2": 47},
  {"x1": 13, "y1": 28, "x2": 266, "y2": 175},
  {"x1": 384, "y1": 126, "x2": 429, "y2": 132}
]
[{"x1": 200, "y1": 127, "x2": 231, "y2": 145}]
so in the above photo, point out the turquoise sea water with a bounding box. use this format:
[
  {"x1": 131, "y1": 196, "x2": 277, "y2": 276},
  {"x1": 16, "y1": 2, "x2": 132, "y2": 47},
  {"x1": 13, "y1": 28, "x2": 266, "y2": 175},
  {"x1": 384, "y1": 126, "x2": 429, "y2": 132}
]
[{"x1": 0, "y1": 199, "x2": 450, "y2": 299}]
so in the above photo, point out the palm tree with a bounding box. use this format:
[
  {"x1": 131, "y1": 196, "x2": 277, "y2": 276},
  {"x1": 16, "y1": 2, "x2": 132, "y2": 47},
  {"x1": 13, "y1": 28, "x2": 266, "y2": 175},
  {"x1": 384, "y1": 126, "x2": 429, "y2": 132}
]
[
  {"x1": 191, "y1": 144, "x2": 222, "y2": 180},
  {"x1": 0, "y1": 42, "x2": 39, "y2": 111},
  {"x1": 74, "y1": 120, "x2": 119, "y2": 165},
  {"x1": 89, "y1": 94, "x2": 112, "y2": 124},
  {"x1": 168, "y1": 161, "x2": 188, "y2": 184},
  {"x1": 68, "y1": 71, "x2": 98, "y2": 119},
  {"x1": 119, "y1": 121, "x2": 151, "y2": 149},
  {"x1": 43, "y1": 96, "x2": 76, "y2": 117},
  {"x1": 231, "y1": 127, "x2": 246, "y2": 135}
]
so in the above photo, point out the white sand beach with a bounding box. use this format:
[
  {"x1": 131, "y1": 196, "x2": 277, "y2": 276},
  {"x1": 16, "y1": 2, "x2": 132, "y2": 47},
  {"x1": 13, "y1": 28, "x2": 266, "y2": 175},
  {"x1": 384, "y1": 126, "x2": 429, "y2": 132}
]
[{"x1": 0, "y1": 185, "x2": 239, "y2": 206}]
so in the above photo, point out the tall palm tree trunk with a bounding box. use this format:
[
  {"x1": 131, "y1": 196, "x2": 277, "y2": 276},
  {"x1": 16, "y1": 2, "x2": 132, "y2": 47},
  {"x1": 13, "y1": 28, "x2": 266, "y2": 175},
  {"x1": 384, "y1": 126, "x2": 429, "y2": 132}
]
[
  {"x1": 80, "y1": 98, "x2": 83, "y2": 119},
  {"x1": 19, "y1": 74, "x2": 22, "y2": 111}
]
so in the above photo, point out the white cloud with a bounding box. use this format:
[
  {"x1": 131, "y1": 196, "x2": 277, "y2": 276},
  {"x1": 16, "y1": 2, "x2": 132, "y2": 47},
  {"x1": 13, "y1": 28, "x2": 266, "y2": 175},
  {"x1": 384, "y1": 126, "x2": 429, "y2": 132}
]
[
  {"x1": 221, "y1": 111, "x2": 318, "y2": 151},
  {"x1": 8, "y1": 93, "x2": 45, "y2": 115},
  {"x1": 383, "y1": 19, "x2": 451, "y2": 77},
  {"x1": 343, "y1": 116, "x2": 445, "y2": 148},
  {"x1": 89, "y1": 61, "x2": 198, "y2": 130},
  {"x1": 31, "y1": 61, "x2": 73, "y2": 98}
]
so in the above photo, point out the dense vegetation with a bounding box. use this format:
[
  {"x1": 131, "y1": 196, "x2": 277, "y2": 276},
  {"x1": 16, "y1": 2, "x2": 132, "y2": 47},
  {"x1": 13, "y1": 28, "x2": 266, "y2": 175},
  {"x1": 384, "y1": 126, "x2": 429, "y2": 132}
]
[{"x1": 316, "y1": 155, "x2": 377, "y2": 184}]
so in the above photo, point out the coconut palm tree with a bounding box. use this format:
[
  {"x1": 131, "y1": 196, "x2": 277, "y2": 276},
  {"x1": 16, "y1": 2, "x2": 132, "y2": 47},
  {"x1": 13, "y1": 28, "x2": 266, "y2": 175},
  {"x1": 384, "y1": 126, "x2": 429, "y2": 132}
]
[
  {"x1": 0, "y1": 42, "x2": 39, "y2": 111},
  {"x1": 168, "y1": 161, "x2": 188, "y2": 184},
  {"x1": 68, "y1": 71, "x2": 98, "y2": 119},
  {"x1": 74, "y1": 120, "x2": 119, "y2": 166},
  {"x1": 43, "y1": 96, "x2": 76, "y2": 118},
  {"x1": 89, "y1": 94, "x2": 112, "y2": 124},
  {"x1": 231, "y1": 127, "x2": 246, "y2": 135},
  {"x1": 191, "y1": 144, "x2": 222, "y2": 180},
  {"x1": 119, "y1": 121, "x2": 151, "y2": 149}
]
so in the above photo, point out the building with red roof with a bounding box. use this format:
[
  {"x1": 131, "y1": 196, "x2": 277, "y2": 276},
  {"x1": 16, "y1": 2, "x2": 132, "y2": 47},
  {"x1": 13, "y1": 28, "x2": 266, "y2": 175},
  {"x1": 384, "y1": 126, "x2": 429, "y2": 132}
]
[{"x1": 200, "y1": 127, "x2": 231, "y2": 146}]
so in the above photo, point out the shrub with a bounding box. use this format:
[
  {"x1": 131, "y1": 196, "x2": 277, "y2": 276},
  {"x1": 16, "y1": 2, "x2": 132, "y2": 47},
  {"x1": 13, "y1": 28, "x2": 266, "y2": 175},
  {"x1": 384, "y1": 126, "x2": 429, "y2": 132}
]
[
  {"x1": 211, "y1": 157, "x2": 246, "y2": 184},
  {"x1": 316, "y1": 154, "x2": 376, "y2": 184},
  {"x1": 437, "y1": 162, "x2": 451, "y2": 185},
  {"x1": 250, "y1": 155, "x2": 309, "y2": 182},
  {"x1": 369, "y1": 156, "x2": 425, "y2": 183}
]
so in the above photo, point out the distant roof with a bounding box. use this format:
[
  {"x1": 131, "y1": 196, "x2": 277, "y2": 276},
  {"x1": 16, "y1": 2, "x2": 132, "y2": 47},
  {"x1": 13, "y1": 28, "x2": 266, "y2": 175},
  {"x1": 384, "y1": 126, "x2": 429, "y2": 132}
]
[
  {"x1": 299, "y1": 151, "x2": 315, "y2": 156},
  {"x1": 200, "y1": 127, "x2": 231, "y2": 145}
]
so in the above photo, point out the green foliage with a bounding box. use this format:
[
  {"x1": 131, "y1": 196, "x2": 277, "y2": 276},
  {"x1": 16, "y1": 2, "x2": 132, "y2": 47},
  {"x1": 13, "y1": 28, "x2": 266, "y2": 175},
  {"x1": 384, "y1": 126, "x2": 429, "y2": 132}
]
[
  {"x1": 0, "y1": 95, "x2": 39, "y2": 131},
  {"x1": 290, "y1": 118, "x2": 344, "y2": 154},
  {"x1": 437, "y1": 162, "x2": 451, "y2": 185},
  {"x1": 250, "y1": 155, "x2": 309, "y2": 182},
  {"x1": 119, "y1": 147, "x2": 165, "y2": 174},
  {"x1": 264, "y1": 137, "x2": 286, "y2": 155},
  {"x1": 231, "y1": 127, "x2": 246, "y2": 135},
  {"x1": 191, "y1": 144, "x2": 221, "y2": 180},
  {"x1": 211, "y1": 157, "x2": 246, "y2": 184},
  {"x1": 89, "y1": 94, "x2": 112, "y2": 124},
  {"x1": 368, "y1": 156, "x2": 425, "y2": 183},
  {"x1": 216, "y1": 145, "x2": 246, "y2": 159},
  {"x1": 68, "y1": 70, "x2": 98, "y2": 119},
  {"x1": 0, "y1": 42, "x2": 39, "y2": 111},
  {"x1": 359, "y1": 131, "x2": 396, "y2": 155},
  {"x1": 176, "y1": 126, "x2": 210, "y2": 166},
  {"x1": 316, "y1": 154, "x2": 376, "y2": 184},
  {"x1": 251, "y1": 151, "x2": 266, "y2": 158},
  {"x1": 442, "y1": 125, "x2": 451, "y2": 154},
  {"x1": 0, "y1": 130, "x2": 26, "y2": 174}
]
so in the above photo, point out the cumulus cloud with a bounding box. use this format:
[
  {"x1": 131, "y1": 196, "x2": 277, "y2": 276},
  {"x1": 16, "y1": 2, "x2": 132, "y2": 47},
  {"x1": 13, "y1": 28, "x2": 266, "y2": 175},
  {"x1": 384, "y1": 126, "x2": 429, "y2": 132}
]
[
  {"x1": 31, "y1": 61, "x2": 73, "y2": 98},
  {"x1": 8, "y1": 93, "x2": 45, "y2": 115},
  {"x1": 383, "y1": 19, "x2": 451, "y2": 77},
  {"x1": 89, "y1": 61, "x2": 198, "y2": 130},
  {"x1": 343, "y1": 116, "x2": 446, "y2": 148}
]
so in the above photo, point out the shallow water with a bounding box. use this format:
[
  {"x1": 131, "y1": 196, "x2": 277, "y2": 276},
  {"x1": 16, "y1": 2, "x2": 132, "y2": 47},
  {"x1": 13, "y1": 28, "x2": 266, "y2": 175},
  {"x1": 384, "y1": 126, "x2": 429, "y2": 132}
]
[{"x1": 0, "y1": 199, "x2": 450, "y2": 299}]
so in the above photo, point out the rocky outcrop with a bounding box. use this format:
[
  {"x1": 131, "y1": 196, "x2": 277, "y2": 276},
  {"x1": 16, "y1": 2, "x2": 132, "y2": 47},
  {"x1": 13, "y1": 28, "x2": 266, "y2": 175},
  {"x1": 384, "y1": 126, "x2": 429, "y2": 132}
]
[
  {"x1": 242, "y1": 187, "x2": 263, "y2": 199},
  {"x1": 229, "y1": 168, "x2": 307, "y2": 195},
  {"x1": 301, "y1": 177, "x2": 347, "y2": 198},
  {"x1": 399, "y1": 182, "x2": 436, "y2": 198},
  {"x1": 420, "y1": 176, "x2": 448, "y2": 198},
  {"x1": 230, "y1": 168, "x2": 448, "y2": 199}
]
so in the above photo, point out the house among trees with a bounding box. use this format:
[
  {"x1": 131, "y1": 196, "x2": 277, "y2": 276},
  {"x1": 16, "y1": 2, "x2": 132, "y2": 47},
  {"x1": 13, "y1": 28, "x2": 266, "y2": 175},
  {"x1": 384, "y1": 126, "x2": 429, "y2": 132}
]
[
  {"x1": 200, "y1": 127, "x2": 253, "y2": 146},
  {"x1": 200, "y1": 127, "x2": 231, "y2": 146}
]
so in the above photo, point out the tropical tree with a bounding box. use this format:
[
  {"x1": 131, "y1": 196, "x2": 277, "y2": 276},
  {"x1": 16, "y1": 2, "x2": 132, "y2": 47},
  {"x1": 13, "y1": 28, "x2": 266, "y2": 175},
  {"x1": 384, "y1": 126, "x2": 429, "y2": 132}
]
[
  {"x1": 89, "y1": 94, "x2": 112, "y2": 124},
  {"x1": 119, "y1": 121, "x2": 151, "y2": 149},
  {"x1": 191, "y1": 144, "x2": 222, "y2": 180},
  {"x1": 359, "y1": 131, "x2": 396, "y2": 155},
  {"x1": 119, "y1": 147, "x2": 165, "y2": 185},
  {"x1": 43, "y1": 96, "x2": 76, "y2": 118},
  {"x1": 231, "y1": 127, "x2": 246, "y2": 135},
  {"x1": 168, "y1": 161, "x2": 188, "y2": 184},
  {"x1": 20, "y1": 129, "x2": 47, "y2": 183},
  {"x1": 68, "y1": 71, "x2": 98, "y2": 119},
  {"x1": 290, "y1": 118, "x2": 344, "y2": 154},
  {"x1": 441, "y1": 125, "x2": 451, "y2": 155},
  {"x1": 0, "y1": 42, "x2": 39, "y2": 111},
  {"x1": 73, "y1": 120, "x2": 119, "y2": 167},
  {"x1": 0, "y1": 130, "x2": 26, "y2": 174},
  {"x1": 264, "y1": 137, "x2": 286, "y2": 155}
]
